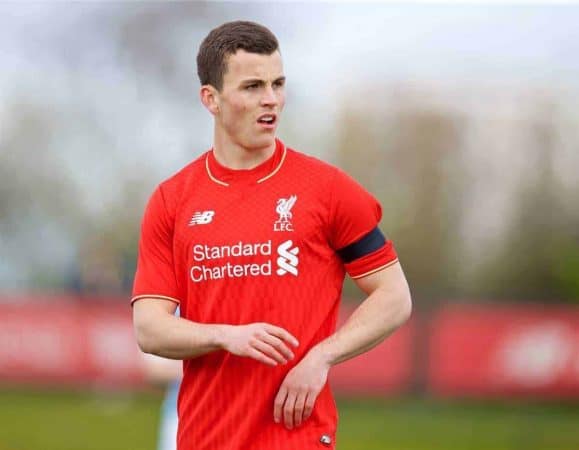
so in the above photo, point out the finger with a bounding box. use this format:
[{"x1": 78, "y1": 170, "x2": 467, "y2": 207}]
[
  {"x1": 283, "y1": 390, "x2": 297, "y2": 429},
  {"x1": 261, "y1": 333, "x2": 295, "y2": 360},
  {"x1": 265, "y1": 324, "x2": 299, "y2": 348},
  {"x1": 293, "y1": 390, "x2": 307, "y2": 427},
  {"x1": 274, "y1": 386, "x2": 288, "y2": 424},
  {"x1": 247, "y1": 348, "x2": 277, "y2": 366},
  {"x1": 303, "y1": 391, "x2": 316, "y2": 421},
  {"x1": 252, "y1": 339, "x2": 287, "y2": 365}
]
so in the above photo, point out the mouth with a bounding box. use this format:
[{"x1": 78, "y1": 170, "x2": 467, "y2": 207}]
[{"x1": 257, "y1": 113, "x2": 277, "y2": 129}]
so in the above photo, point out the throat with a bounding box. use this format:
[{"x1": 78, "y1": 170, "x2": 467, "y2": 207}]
[{"x1": 212, "y1": 142, "x2": 276, "y2": 170}]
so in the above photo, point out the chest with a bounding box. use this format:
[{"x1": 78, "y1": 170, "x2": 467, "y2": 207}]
[
  {"x1": 171, "y1": 180, "x2": 343, "y2": 323},
  {"x1": 173, "y1": 183, "x2": 328, "y2": 250}
]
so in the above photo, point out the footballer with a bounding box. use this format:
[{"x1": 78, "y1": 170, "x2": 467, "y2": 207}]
[{"x1": 132, "y1": 20, "x2": 412, "y2": 450}]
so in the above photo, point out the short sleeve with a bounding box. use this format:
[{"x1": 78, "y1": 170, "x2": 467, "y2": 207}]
[
  {"x1": 328, "y1": 168, "x2": 398, "y2": 279},
  {"x1": 131, "y1": 186, "x2": 181, "y2": 305}
]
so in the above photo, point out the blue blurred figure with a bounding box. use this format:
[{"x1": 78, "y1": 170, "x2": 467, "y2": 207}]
[
  {"x1": 141, "y1": 308, "x2": 182, "y2": 450},
  {"x1": 158, "y1": 380, "x2": 180, "y2": 450}
]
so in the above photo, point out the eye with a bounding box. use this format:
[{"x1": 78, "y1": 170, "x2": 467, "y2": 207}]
[
  {"x1": 245, "y1": 84, "x2": 259, "y2": 90},
  {"x1": 273, "y1": 80, "x2": 285, "y2": 88}
]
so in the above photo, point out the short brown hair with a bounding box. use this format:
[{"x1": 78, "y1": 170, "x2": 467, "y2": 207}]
[{"x1": 197, "y1": 21, "x2": 279, "y2": 91}]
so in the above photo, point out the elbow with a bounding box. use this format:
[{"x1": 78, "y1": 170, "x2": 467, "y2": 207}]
[
  {"x1": 134, "y1": 320, "x2": 160, "y2": 355},
  {"x1": 400, "y1": 291, "x2": 413, "y2": 324},
  {"x1": 137, "y1": 337, "x2": 157, "y2": 356},
  {"x1": 394, "y1": 288, "x2": 413, "y2": 327}
]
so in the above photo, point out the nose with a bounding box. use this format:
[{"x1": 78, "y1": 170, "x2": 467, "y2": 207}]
[{"x1": 260, "y1": 85, "x2": 278, "y2": 107}]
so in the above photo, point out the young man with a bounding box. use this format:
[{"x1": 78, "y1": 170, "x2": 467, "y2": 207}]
[{"x1": 132, "y1": 21, "x2": 411, "y2": 450}]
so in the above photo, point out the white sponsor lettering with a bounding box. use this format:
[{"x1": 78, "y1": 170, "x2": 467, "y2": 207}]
[
  {"x1": 188, "y1": 239, "x2": 300, "y2": 282},
  {"x1": 190, "y1": 262, "x2": 272, "y2": 282},
  {"x1": 192, "y1": 241, "x2": 271, "y2": 262},
  {"x1": 276, "y1": 240, "x2": 299, "y2": 276}
]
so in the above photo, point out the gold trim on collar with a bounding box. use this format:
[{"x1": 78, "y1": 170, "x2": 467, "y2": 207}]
[
  {"x1": 205, "y1": 143, "x2": 287, "y2": 187},
  {"x1": 205, "y1": 155, "x2": 230, "y2": 187},
  {"x1": 257, "y1": 143, "x2": 286, "y2": 183}
]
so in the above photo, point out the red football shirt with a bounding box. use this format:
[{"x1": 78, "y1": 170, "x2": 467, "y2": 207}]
[{"x1": 132, "y1": 138, "x2": 398, "y2": 450}]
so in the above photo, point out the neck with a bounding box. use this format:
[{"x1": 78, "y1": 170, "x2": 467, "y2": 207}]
[{"x1": 212, "y1": 132, "x2": 276, "y2": 170}]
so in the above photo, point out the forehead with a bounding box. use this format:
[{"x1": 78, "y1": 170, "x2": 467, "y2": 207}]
[{"x1": 223, "y1": 50, "x2": 284, "y2": 84}]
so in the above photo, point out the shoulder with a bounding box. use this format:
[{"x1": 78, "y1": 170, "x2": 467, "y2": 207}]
[
  {"x1": 285, "y1": 146, "x2": 366, "y2": 194},
  {"x1": 159, "y1": 152, "x2": 207, "y2": 193},
  {"x1": 140, "y1": 153, "x2": 206, "y2": 222},
  {"x1": 154, "y1": 151, "x2": 208, "y2": 211},
  {"x1": 284, "y1": 146, "x2": 341, "y2": 183}
]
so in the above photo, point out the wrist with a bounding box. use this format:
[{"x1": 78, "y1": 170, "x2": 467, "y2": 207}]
[
  {"x1": 309, "y1": 342, "x2": 335, "y2": 368},
  {"x1": 208, "y1": 323, "x2": 230, "y2": 350}
]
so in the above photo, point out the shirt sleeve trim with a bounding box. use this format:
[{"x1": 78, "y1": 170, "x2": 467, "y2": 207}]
[
  {"x1": 131, "y1": 295, "x2": 181, "y2": 305},
  {"x1": 350, "y1": 258, "x2": 399, "y2": 279}
]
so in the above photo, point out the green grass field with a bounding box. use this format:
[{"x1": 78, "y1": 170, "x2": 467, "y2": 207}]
[{"x1": 1, "y1": 388, "x2": 578, "y2": 450}]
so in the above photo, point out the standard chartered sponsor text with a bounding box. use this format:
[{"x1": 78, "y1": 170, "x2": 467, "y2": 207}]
[
  {"x1": 191, "y1": 240, "x2": 275, "y2": 282},
  {"x1": 190, "y1": 261, "x2": 272, "y2": 282},
  {"x1": 193, "y1": 241, "x2": 271, "y2": 261}
]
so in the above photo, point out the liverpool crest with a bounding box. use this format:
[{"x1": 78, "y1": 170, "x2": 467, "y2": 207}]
[{"x1": 274, "y1": 195, "x2": 297, "y2": 232}]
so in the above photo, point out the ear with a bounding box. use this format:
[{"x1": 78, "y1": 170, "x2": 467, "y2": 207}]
[{"x1": 200, "y1": 85, "x2": 220, "y2": 116}]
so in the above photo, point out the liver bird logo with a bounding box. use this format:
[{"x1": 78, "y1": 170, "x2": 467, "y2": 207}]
[{"x1": 276, "y1": 195, "x2": 297, "y2": 223}]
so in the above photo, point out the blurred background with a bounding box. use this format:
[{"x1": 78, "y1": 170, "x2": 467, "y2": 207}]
[{"x1": 1, "y1": 2, "x2": 579, "y2": 450}]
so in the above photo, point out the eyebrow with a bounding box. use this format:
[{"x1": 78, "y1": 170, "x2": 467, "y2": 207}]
[{"x1": 241, "y1": 76, "x2": 286, "y2": 86}]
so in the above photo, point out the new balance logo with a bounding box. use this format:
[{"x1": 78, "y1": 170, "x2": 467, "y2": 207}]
[
  {"x1": 188, "y1": 211, "x2": 215, "y2": 226},
  {"x1": 276, "y1": 240, "x2": 299, "y2": 276}
]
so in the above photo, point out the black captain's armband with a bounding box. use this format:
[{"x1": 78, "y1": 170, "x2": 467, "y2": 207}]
[{"x1": 337, "y1": 227, "x2": 386, "y2": 263}]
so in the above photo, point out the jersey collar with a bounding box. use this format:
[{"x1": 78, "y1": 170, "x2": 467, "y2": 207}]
[{"x1": 205, "y1": 139, "x2": 287, "y2": 187}]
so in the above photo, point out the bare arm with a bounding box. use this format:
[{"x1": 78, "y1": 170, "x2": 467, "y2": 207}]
[
  {"x1": 315, "y1": 261, "x2": 412, "y2": 365},
  {"x1": 274, "y1": 262, "x2": 412, "y2": 429},
  {"x1": 133, "y1": 298, "x2": 299, "y2": 364},
  {"x1": 133, "y1": 298, "x2": 219, "y2": 359}
]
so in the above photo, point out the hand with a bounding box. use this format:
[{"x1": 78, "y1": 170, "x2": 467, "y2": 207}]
[
  {"x1": 219, "y1": 323, "x2": 299, "y2": 366},
  {"x1": 273, "y1": 347, "x2": 330, "y2": 429}
]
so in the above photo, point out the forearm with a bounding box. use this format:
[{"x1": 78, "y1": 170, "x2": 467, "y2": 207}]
[
  {"x1": 313, "y1": 285, "x2": 411, "y2": 366},
  {"x1": 135, "y1": 306, "x2": 226, "y2": 360},
  {"x1": 134, "y1": 298, "x2": 300, "y2": 365}
]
